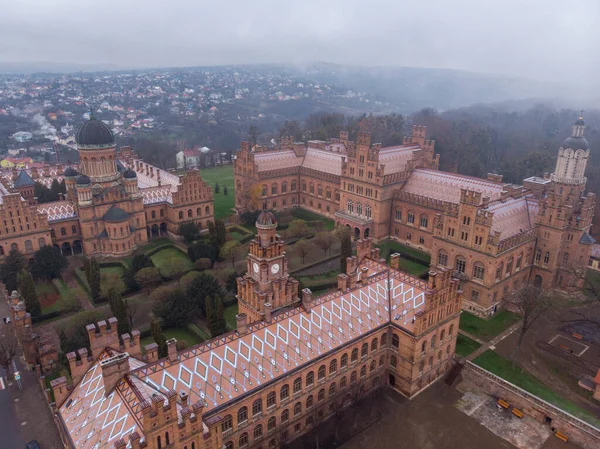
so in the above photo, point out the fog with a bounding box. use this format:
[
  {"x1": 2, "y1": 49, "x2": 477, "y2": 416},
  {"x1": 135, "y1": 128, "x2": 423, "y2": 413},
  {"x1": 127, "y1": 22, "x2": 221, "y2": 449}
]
[{"x1": 1, "y1": 0, "x2": 599, "y2": 84}]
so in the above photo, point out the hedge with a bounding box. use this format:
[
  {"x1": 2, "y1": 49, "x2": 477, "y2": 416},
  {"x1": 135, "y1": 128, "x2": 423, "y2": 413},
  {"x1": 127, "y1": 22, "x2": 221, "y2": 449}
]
[
  {"x1": 228, "y1": 225, "x2": 252, "y2": 236},
  {"x1": 187, "y1": 323, "x2": 210, "y2": 342},
  {"x1": 73, "y1": 268, "x2": 91, "y2": 295},
  {"x1": 99, "y1": 261, "x2": 128, "y2": 269},
  {"x1": 300, "y1": 279, "x2": 338, "y2": 291},
  {"x1": 239, "y1": 234, "x2": 254, "y2": 244},
  {"x1": 145, "y1": 243, "x2": 179, "y2": 258},
  {"x1": 32, "y1": 310, "x2": 62, "y2": 323}
]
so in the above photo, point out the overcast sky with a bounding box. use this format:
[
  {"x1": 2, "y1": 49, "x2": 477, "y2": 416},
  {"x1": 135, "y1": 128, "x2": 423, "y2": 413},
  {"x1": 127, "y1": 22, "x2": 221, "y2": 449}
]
[{"x1": 2, "y1": 0, "x2": 599, "y2": 83}]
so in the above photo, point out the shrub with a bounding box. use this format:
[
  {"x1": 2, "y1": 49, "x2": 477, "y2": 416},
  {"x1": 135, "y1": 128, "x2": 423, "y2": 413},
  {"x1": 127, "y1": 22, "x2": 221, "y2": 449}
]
[
  {"x1": 149, "y1": 285, "x2": 178, "y2": 303},
  {"x1": 195, "y1": 258, "x2": 213, "y2": 271},
  {"x1": 56, "y1": 292, "x2": 83, "y2": 313},
  {"x1": 179, "y1": 271, "x2": 203, "y2": 289}
]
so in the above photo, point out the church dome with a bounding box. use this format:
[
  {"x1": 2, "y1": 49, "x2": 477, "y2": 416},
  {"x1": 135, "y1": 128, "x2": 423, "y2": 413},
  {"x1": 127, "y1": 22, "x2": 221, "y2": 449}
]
[
  {"x1": 64, "y1": 167, "x2": 78, "y2": 177},
  {"x1": 123, "y1": 169, "x2": 137, "y2": 179},
  {"x1": 562, "y1": 136, "x2": 589, "y2": 151},
  {"x1": 256, "y1": 211, "x2": 277, "y2": 227},
  {"x1": 76, "y1": 117, "x2": 115, "y2": 148},
  {"x1": 103, "y1": 206, "x2": 130, "y2": 223},
  {"x1": 76, "y1": 174, "x2": 91, "y2": 185}
]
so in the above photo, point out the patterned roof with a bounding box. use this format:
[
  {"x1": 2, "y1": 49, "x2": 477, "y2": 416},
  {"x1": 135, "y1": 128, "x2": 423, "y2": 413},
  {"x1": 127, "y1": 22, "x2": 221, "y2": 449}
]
[
  {"x1": 403, "y1": 169, "x2": 504, "y2": 204},
  {"x1": 487, "y1": 197, "x2": 538, "y2": 239},
  {"x1": 0, "y1": 166, "x2": 70, "y2": 189},
  {"x1": 302, "y1": 148, "x2": 345, "y2": 175},
  {"x1": 58, "y1": 258, "x2": 428, "y2": 449},
  {"x1": 37, "y1": 200, "x2": 77, "y2": 221},
  {"x1": 379, "y1": 146, "x2": 418, "y2": 174},
  {"x1": 254, "y1": 150, "x2": 302, "y2": 172}
]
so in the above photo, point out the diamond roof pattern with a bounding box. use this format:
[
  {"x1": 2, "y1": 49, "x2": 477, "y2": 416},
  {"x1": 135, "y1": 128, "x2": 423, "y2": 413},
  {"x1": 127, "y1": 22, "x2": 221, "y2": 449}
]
[
  {"x1": 487, "y1": 197, "x2": 538, "y2": 240},
  {"x1": 37, "y1": 200, "x2": 77, "y2": 221}
]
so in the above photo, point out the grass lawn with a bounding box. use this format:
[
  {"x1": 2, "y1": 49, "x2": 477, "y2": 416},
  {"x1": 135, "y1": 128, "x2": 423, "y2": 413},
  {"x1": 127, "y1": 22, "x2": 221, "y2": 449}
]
[
  {"x1": 100, "y1": 265, "x2": 126, "y2": 296},
  {"x1": 396, "y1": 259, "x2": 430, "y2": 277},
  {"x1": 199, "y1": 165, "x2": 235, "y2": 219},
  {"x1": 455, "y1": 333, "x2": 482, "y2": 357},
  {"x1": 36, "y1": 282, "x2": 58, "y2": 297},
  {"x1": 474, "y1": 350, "x2": 600, "y2": 427},
  {"x1": 460, "y1": 310, "x2": 520, "y2": 342},
  {"x1": 290, "y1": 208, "x2": 335, "y2": 230},
  {"x1": 584, "y1": 269, "x2": 600, "y2": 299},
  {"x1": 141, "y1": 327, "x2": 204, "y2": 348},
  {"x1": 229, "y1": 231, "x2": 245, "y2": 240},
  {"x1": 376, "y1": 239, "x2": 431, "y2": 265},
  {"x1": 150, "y1": 247, "x2": 194, "y2": 272},
  {"x1": 123, "y1": 238, "x2": 173, "y2": 265},
  {"x1": 224, "y1": 303, "x2": 239, "y2": 331}
]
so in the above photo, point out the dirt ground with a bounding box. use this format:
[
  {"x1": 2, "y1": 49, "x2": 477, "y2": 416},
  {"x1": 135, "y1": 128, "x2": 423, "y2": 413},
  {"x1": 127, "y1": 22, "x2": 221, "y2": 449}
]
[{"x1": 494, "y1": 304, "x2": 600, "y2": 418}]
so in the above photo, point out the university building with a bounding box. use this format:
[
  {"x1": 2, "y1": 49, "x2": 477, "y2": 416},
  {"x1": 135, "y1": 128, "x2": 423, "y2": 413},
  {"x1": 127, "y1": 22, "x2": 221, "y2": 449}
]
[
  {"x1": 0, "y1": 116, "x2": 214, "y2": 258},
  {"x1": 234, "y1": 118, "x2": 596, "y2": 316},
  {"x1": 51, "y1": 211, "x2": 462, "y2": 449}
]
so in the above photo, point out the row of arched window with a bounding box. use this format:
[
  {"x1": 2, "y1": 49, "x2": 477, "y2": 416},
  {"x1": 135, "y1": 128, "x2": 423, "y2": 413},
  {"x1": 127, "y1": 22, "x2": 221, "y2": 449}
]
[
  {"x1": 261, "y1": 181, "x2": 297, "y2": 197},
  {"x1": 437, "y1": 250, "x2": 528, "y2": 281},
  {"x1": 394, "y1": 209, "x2": 428, "y2": 228},
  {"x1": 4, "y1": 238, "x2": 47, "y2": 255},
  {"x1": 347, "y1": 200, "x2": 372, "y2": 218},
  {"x1": 178, "y1": 206, "x2": 211, "y2": 220},
  {"x1": 58, "y1": 225, "x2": 78, "y2": 236}
]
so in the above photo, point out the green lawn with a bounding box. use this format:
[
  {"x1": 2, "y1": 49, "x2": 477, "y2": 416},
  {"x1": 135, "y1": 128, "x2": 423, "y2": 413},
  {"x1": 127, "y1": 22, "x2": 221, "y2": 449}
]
[
  {"x1": 198, "y1": 165, "x2": 235, "y2": 219},
  {"x1": 290, "y1": 208, "x2": 335, "y2": 230},
  {"x1": 376, "y1": 240, "x2": 431, "y2": 265},
  {"x1": 141, "y1": 327, "x2": 204, "y2": 348},
  {"x1": 455, "y1": 333, "x2": 482, "y2": 357},
  {"x1": 474, "y1": 350, "x2": 600, "y2": 427},
  {"x1": 36, "y1": 282, "x2": 58, "y2": 297},
  {"x1": 224, "y1": 303, "x2": 239, "y2": 331},
  {"x1": 100, "y1": 265, "x2": 127, "y2": 296},
  {"x1": 150, "y1": 247, "x2": 194, "y2": 272},
  {"x1": 460, "y1": 310, "x2": 520, "y2": 342},
  {"x1": 396, "y1": 259, "x2": 430, "y2": 277},
  {"x1": 229, "y1": 231, "x2": 245, "y2": 240}
]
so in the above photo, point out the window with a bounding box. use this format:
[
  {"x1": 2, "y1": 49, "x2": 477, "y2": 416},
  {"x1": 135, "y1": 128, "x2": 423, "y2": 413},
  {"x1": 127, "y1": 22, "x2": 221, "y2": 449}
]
[
  {"x1": 392, "y1": 334, "x2": 399, "y2": 348},
  {"x1": 395, "y1": 209, "x2": 402, "y2": 220},
  {"x1": 361, "y1": 343, "x2": 368, "y2": 358},
  {"x1": 39, "y1": 238, "x2": 46, "y2": 247},
  {"x1": 179, "y1": 211, "x2": 183, "y2": 219},
  {"x1": 562, "y1": 253, "x2": 569, "y2": 266},
  {"x1": 291, "y1": 180, "x2": 297, "y2": 191},
  {"x1": 455, "y1": 256, "x2": 466, "y2": 274},
  {"x1": 347, "y1": 200, "x2": 353, "y2": 214},
  {"x1": 217, "y1": 414, "x2": 233, "y2": 435},
  {"x1": 294, "y1": 401, "x2": 302, "y2": 415},
  {"x1": 360, "y1": 155, "x2": 365, "y2": 163},
  {"x1": 407, "y1": 212, "x2": 415, "y2": 224},
  {"x1": 252, "y1": 399, "x2": 262, "y2": 416},
  {"x1": 25, "y1": 240, "x2": 33, "y2": 252},
  {"x1": 239, "y1": 433, "x2": 248, "y2": 447},
  {"x1": 437, "y1": 250, "x2": 448, "y2": 267},
  {"x1": 188, "y1": 209, "x2": 192, "y2": 218},
  {"x1": 506, "y1": 257, "x2": 513, "y2": 275},
  {"x1": 407, "y1": 232, "x2": 412, "y2": 241},
  {"x1": 340, "y1": 354, "x2": 348, "y2": 368},
  {"x1": 470, "y1": 289, "x2": 480, "y2": 302},
  {"x1": 340, "y1": 376, "x2": 347, "y2": 389},
  {"x1": 473, "y1": 263, "x2": 485, "y2": 280},
  {"x1": 306, "y1": 371, "x2": 314, "y2": 386},
  {"x1": 196, "y1": 208, "x2": 201, "y2": 216},
  {"x1": 318, "y1": 365, "x2": 326, "y2": 380},
  {"x1": 61, "y1": 227, "x2": 66, "y2": 236},
  {"x1": 461, "y1": 231, "x2": 469, "y2": 242},
  {"x1": 317, "y1": 185, "x2": 323, "y2": 196},
  {"x1": 267, "y1": 391, "x2": 276, "y2": 407},
  {"x1": 379, "y1": 356, "x2": 385, "y2": 367},
  {"x1": 271, "y1": 184, "x2": 277, "y2": 195},
  {"x1": 151, "y1": 211, "x2": 156, "y2": 219},
  {"x1": 421, "y1": 341, "x2": 427, "y2": 353},
  {"x1": 371, "y1": 338, "x2": 378, "y2": 351},
  {"x1": 281, "y1": 409, "x2": 289, "y2": 422},
  {"x1": 516, "y1": 253, "x2": 522, "y2": 270},
  {"x1": 462, "y1": 216, "x2": 471, "y2": 226},
  {"x1": 390, "y1": 356, "x2": 397, "y2": 368},
  {"x1": 329, "y1": 383, "x2": 336, "y2": 395},
  {"x1": 326, "y1": 188, "x2": 332, "y2": 199},
  {"x1": 71, "y1": 225, "x2": 77, "y2": 234},
  {"x1": 475, "y1": 235, "x2": 483, "y2": 245},
  {"x1": 317, "y1": 389, "x2": 325, "y2": 402},
  {"x1": 449, "y1": 324, "x2": 454, "y2": 336},
  {"x1": 350, "y1": 371, "x2": 357, "y2": 384},
  {"x1": 370, "y1": 360, "x2": 376, "y2": 372},
  {"x1": 293, "y1": 377, "x2": 302, "y2": 394},
  {"x1": 360, "y1": 365, "x2": 367, "y2": 377},
  {"x1": 420, "y1": 215, "x2": 428, "y2": 228},
  {"x1": 365, "y1": 204, "x2": 372, "y2": 218},
  {"x1": 381, "y1": 333, "x2": 387, "y2": 347},
  {"x1": 329, "y1": 359, "x2": 337, "y2": 374},
  {"x1": 356, "y1": 202, "x2": 363, "y2": 216},
  {"x1": 535, "y1": 249, "x2": 542, "y2": 264},
  {"x1": 268, "y1": 417, "x2": 276, "y2": 432},
  {"x1": 306, "y1": 395, "x2": 314, "y2": 408},
  {"x1": 280, "y1": 385, "x2": 289, "y2": 400},
  {"x1": 419, "y1": 237, "x2": 425, "y2": 245},
  {"x1": 351, "y1": 348, "x2": 358, "y2": 362},
  {"x1": 440, "y1": 329, "x2": 445, "y2": 340},
  {"x1": 309, "y1": 184, "x2": 314, "y2": 194},
  {"x1": 237, "y1": 406, "x2": 248, "y2": 424},
  {"x1": 254, "y1": 424, "x2": 263, "y2": 438},
  {"x1": 543, "y1": 252, "x2": 550, "y2": 266},
  {"x1": 359, "y1": 168, "x2": 364, "y2": 177},
  {"x1": 262, "y1": 185, "x2": 268, "y2": 196}
]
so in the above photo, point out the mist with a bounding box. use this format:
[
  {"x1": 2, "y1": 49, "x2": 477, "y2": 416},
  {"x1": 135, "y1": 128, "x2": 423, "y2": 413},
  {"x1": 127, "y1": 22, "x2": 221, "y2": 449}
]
[{"x1": 1, "y1": 0, "x2": 599, "y2": 88}]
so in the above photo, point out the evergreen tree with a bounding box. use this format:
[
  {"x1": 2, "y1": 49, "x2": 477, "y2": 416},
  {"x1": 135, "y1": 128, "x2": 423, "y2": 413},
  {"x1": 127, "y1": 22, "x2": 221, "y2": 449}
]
[
  {"x1": 0, "y1": 249, "x2": 27, "y2": 292},
  {"x1": 50, "y1": 179, "x2": 62, "y2": 200},
  {"x1": 208, "y1": 221, "x2": 218, "y2": 250},
  {"x1": 340, "y1": 229, "x2": 353, "y2": 273},
  {"x1": 88, "y1": 257, "x2": 101, "y2": 300},
  {"x1": 225, "y1": 271, "x2": 239, "y2": 293},
  {"x1": 150, "y1": 315, "x2": 168, "y2": 358},
  {"x1": 107, "y1": 287, "x2": 131, "y2": 337},
  {"x1": 18, "y1": 269, "x2": 41, "y2": 317},
  {"x1": 223, "y1": 185, "x2": 228, "y2": 196},
  {"x1": 215, "y1": 219, "x2": 227, "y2": 247},
  {"x1": 58, "y1": 328, "x2": 69, "y2": 354},
  {"x1": 214, "y1": 183, "x2": 220, "y2": 193},
  {"x1": 185, "y1": 272, "x2": 224, "y2": 318},
  {"x1": 30, "y1": 246, "x2": 68, "y2": 280},
  {"x1": 123, "y1": 253, "x2": 153, "y2": 291},
  {"x1": 206, "y1": 296, "x2": 227, "y2": 337}
]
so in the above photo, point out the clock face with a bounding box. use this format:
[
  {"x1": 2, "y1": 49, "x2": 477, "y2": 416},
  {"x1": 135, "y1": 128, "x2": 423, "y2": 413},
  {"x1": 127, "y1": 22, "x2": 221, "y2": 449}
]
[
  {"x1": 271, "y1": 263, "x2": 280, "y2": 274},
  {"x1": 253, "y1": 262, "x2": 259, "y2": 273}
]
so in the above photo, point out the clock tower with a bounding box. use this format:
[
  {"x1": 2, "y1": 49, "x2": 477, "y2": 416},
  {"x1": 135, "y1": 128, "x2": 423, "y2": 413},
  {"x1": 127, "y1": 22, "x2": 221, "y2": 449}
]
[{"x1": 236, "y1": 211, "x2": 300, "y2": 323}]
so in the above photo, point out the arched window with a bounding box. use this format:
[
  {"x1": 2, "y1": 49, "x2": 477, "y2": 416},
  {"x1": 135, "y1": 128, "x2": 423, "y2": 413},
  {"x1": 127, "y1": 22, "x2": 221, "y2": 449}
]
[
  {"x1": 302, "y1": 181, "x2": 306, "y2": 191},
  {"x1": 395, "y1": 208, "x2": 402, "y2": 220},
  {"x1": 360, "y1": 365, "x2": 366, "y2": 377},
  {"x1": 306, "y1": 395, "x2": 314, "y2": 408},
  {"x1": 421, "y1": 340, "x2": 427, "y2": 353},
  {"x1": 262, "y1": 185, "x2": 267, "y2": 196},
  {"x1": 306, "y1": 371, "x2": 314, "y2": 386},
  {"x1": 495, "y1": 263, "x2": 503, "y2": 280},
  {"x1": 390, "y1": 356, "x2": 397, "y2": 368},
  {"x1": 268, "y1": 416, "x2": 276, "y2": 431},
  {"x1": 294, "y1": 401, "x2": 302, "y2": 415},
  {"x1": 221, "y1": 415, "x2": 233, "y2": 432},
  {"x1": 371, "y1": 338, "x2": 378, "y2": 351},
  {"x1": 281, "y1": 409, "x2": 289, "y2": 422},
  {"x1": 440, "y1": 329, "x2": 446, "y2": 340},
  {"x1": 71, "y1": 225, "x2": 77, "y2": 234},
  {"x1": 24, "y1": 240, "x2": 33, "y2": 252},
  {"x1": 340, "y1": 353, "x2": 348, "y2": 368},
  {"x1": 253, "y1": 424, "x2": 263, "y2": 438},
  {"x1": 188, "y1": 209, "x2": 192, "y2": 218},
  {"x1": 10, "y1": 243, "x2": 18, "y2": 251},
  {"x1": 340, "y1": 376, "x2": 347, "y2": 389},
  {"x1": 543, "y1": 252, "x2": 550, "y2": 265},
  {"x1": 267, "y1": 391, "x2": 276, "y2": 408},
  {"x1": 317, "y1": 389, "x2": 325, "y2": 402},
  {"x1": 252, "y1": 399, "x2": 262, "y2": 416},
  {"x1": 318, "y1": 365, "x2": 326, "y2": 380},
  {"x1": 419, "y1": 214, "x2": 428, "y2": 228},
  {"x1": 350, "y1": 371, "x2": 357, "y2": 384},
  {"x1": 293, "y1": 377, "x2": 302, "y2": 394},
  {"x1": 205, "y1": 206, "x2": 210, "y2": 215},
  {"x1": 361, "y1": 343, "x2": 368, "y2": 358},
  {"x1": 326, "y1": 187, "x2": 332, "y2": 199},
  {"x1": 365, "y1": 204, "x2": 372, "y2": 218},
  {"x1": 61, "y1": 227, "x2": 67, "y2": 236},
  {"x1": 309, "y1": 183, "x2": 314, "y2": 194},
  {"x1": 317, "y1": 185, "x2": 323, "y2": 196},
  {"x1": 38, "y1": 238, "x2": 46, "y2": 247},
  {"x1": 329, "y1": 359, "x2": 337, "y2": 374},
  {"x1": 449, "y1": 324, "x2": 454, "y2": 336},
  {"x1": 351, "y1": 348, "x2": 358, "y2": 362},
  {"x1": 280, "y1": 384, "x2": 289, "y2": 401},
  {"x1": 347, "y1": 200, "x2": 353, "y2": 214},
  {"x1": 516, "y1": 253, "x2": 523, "y2": 270},
  {"x1": 392, "y1": 334, "x2": 399, "y2": 348},
  {"x1": 329, "y1": 383, "x2": 336, "y2": 395},
  {"x1": 151, "y1": 211, "x2": 156, "y2": 219},
  {"x1": 271, "y1": 184, "x2": 277, "y2": 195},
  {"x1": 196, "y1": 207, "x2": 201, "y2": 216},
  {"x1": 473, "y1": 262, "x2": 485, "y2": 280},
  {"x1": 381, "y1": 333, "x2": 387, "y2": 347},
  {"x1": 437, "y1": 250, "x2": 448, "y2": 267},
  {"x1": 407, "y1": 211, "x2": 415, "y2": 224},
  {"x1": 281, "y1": 182, "x2": 287, "y2": 193},
  {"x1": 431, "y1": 335, "x2": 436, "y2": 348},
  {"x1": 379, "y1": 356, "x2": 384, "y2": 367},
  {"x1": 562, "y1": 253, "x2": 569, "y2": 266},
  {"x1": 506, "y1": 257, "x2": 514, "y2": 275},
  {"x1": 239, "y1": 433, "x2": 248, "y2": 447},
  {"x1": 370, "y1": 360, "x2": 376, "y2": 372},
  {"x1": 356, "y1": 202, "x2": 363, "y2": 216},
  {"x1": 455, "y1": 255, "x2": 466, "y2": 273},
  {"x1": 237, "y1": 406, "x2": 248, "y2": 423},
  {"x1": 291, "y1": 180, "x2": 297, "y2": 191},
  {"x1": 178, "y1": 211, "x2": 183, "y2": 219}
]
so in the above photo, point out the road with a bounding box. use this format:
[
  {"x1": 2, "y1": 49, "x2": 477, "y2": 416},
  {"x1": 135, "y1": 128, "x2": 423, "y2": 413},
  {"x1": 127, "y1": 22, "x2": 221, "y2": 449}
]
[{"x1": 0, "y1": 365, "x2": 27, "y2": 448}]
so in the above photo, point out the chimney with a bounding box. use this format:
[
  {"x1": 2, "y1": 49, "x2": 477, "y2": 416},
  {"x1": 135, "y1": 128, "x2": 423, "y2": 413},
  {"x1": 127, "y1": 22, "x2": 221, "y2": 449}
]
[
  {"x1": 302, "y1": 288, "x2": 312, "y2": 313},
  {"x1": 167, "y1": 338, "x2": 178, "y2": 363},
  {"x1": 360, "y1": 266, "x2": 369, "y2": 284},
  {"x1": 50, "y1": 376, "x2": 69, "y2": 407},
  {"x1": 236, "y1": 313, "x2": 248, "y2": 335},
  {"x1": 179, "y1": 390, "x2": 189, "y2": 406},
  {"x1": 128, "y1": 432, "x2": 141, "y2": 449},
  {"x1": 264, "y1": 302, "x2": 273, "y2": 323},
  {"x1": 337, "y1": 273, "x2": 348, "y2": 290},
  {"x1": 100, "y1": 352, "x2": 130, "y2": 397},
  {"x1": 114, "y1": 439, "x2": 126, "y2": 449},
  {"x1": 390, "y1": 253, "x2": 400, "y2": 270},
  {"x1": 346, "y1": 256, "x2": 357, "y2": 274},
  {"x1": 145, "y1": 343, "x2": 158, "y2": 363}
]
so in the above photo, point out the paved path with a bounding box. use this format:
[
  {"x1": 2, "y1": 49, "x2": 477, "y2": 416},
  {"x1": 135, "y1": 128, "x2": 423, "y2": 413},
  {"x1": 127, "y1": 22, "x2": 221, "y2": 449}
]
[{"x1": 462, "y1": 322, "x2": 522, "y2": 362}]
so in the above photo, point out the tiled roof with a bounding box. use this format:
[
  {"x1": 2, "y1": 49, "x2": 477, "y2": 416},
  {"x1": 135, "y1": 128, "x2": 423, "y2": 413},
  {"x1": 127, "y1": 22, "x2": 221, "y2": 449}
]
[
  {"x1": 254, "y1": 150, "x2": 302, "y2": 172},
  {"x1": 37, "y1": 201, "x2": 77, "y2": 221},
  {"x1": 403, "y1": 169, "x2": 504, "y2": 204},
  {"x1": 487, "y1": 197, "x2": 537, "y2": 240},
  {"x1": 302, "y1": 148, "x2": 344, "y2": 175},
  {"x1": 379, "y1": 146, "x2": 418, "y2": 174}
]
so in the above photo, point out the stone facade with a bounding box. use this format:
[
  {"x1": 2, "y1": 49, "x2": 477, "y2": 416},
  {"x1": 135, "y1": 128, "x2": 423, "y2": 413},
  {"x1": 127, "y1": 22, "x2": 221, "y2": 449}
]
[
  {"x1": 0, "y1": 118, "x2": 214, "y2": 259},
  {"x1": 234, "y1": 118, "x2": 596, "y2": 316}
]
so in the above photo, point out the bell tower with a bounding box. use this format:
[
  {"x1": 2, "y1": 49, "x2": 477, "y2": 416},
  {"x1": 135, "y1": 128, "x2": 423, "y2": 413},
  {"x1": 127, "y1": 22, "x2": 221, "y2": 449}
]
[{"x1": 236, "y1": 211, "x2": 299, "y2": 323}]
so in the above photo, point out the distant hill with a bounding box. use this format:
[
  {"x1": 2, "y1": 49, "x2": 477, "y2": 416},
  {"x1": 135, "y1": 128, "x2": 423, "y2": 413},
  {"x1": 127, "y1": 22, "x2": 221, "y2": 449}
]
[{"x1": 0, "y1": 61, "x2": 124, "y2": 75}]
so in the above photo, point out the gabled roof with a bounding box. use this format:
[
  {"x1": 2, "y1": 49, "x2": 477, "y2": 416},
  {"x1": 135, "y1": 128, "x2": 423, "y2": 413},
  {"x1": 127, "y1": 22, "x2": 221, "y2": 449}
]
[
  {"x1": 580, "y1": 232, "x2": 596, "y2": 245},
  {"x1": 14, "y1": 169, "x2": 35, "y2": 187}
]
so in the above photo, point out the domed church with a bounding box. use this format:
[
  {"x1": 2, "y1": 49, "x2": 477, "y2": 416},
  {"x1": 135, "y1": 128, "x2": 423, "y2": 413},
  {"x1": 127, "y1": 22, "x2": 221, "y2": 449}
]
[{"x1": 0, "y1": 115, "x2": 215, "y2": 258}]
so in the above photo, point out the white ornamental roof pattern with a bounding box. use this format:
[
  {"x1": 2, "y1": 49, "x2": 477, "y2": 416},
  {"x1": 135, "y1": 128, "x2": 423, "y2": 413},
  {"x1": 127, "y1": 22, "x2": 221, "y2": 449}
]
[
  {"x1": 403, "y1": 169, "x2": 504, "y2": 204},
  {"x1": 140, "y1": 186, "x2": 173, "y2": 205},
  {"x1": 302, "y1": 147, "x2": 345, "y2": 175},
  {"x1": 378, "y1": 146, "x2": 419, "y2": 174},
  {"x1": 126, "y1": 159, "x2": 180, "y2": 193},
  {"x1": 0, "y1": 166, "x2": 71, "y2": 189},
  {"x1": 254, "y1": 150, "x2": 302, "y2": 172},
  {"x1": 487, "y1": 196, "x2": 538, "y2": 240},
  {"x1": 37, "y1": 200, "x2": 77, "y2": 221}
]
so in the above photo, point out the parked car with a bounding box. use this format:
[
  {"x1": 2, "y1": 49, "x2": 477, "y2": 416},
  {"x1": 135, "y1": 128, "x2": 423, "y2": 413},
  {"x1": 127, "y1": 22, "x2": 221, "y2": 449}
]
[{"x1": 26, "y1": 441, "x2": 41, "y2": 449}]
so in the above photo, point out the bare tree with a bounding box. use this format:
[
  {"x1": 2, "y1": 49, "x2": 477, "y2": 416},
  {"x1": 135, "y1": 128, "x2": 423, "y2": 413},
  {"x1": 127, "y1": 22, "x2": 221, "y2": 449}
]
[
  {"x1": 507, "y1": 286, "x2": 562, "y2": 364},
  {"x1": 314, "y1": 232, "x2": 334, "y2": 256},
  {"x1": 565, "y1": 267, "x2": 600, "y2": 329},
  {"x1": 0, "y1": 324, "x2": 18, "y2": 379},
  {"x1": 294, "y1": 239, "x2": 311, "y2": 264}
]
